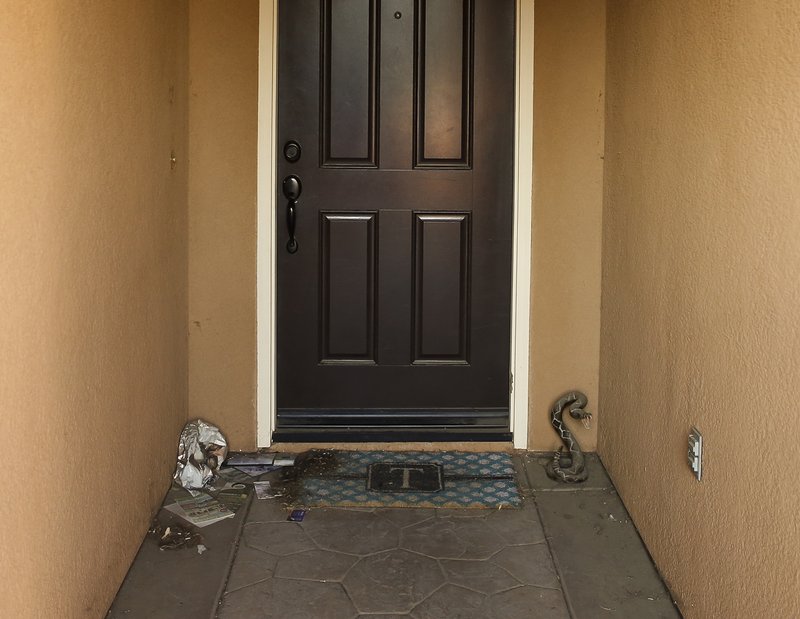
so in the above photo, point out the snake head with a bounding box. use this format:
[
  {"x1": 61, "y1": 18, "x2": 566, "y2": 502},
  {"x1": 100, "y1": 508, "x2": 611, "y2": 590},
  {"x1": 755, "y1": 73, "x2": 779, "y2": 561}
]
[
  {"x1": 568, "y1": 407, "x2": 592, "y2": 421},
  {"x1": 569, "y1": 408, "x2": 592, "y2": 430}
]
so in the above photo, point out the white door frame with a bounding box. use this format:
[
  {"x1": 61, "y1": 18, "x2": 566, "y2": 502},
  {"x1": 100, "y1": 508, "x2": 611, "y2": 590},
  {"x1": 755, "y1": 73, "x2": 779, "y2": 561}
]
[{"x1": 257, "y1": 0, "x2": 533, "y2": 449}]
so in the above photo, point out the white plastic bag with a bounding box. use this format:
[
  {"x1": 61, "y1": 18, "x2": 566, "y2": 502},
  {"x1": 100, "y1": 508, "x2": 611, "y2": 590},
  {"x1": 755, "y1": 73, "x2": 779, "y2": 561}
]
[{"x1": 173, "y1": 419, "x2": 228, "y2": 490}]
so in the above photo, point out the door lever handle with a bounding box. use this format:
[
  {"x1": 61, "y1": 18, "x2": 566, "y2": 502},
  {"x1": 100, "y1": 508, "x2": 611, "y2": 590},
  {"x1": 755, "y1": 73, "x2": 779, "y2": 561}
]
[{"x1": 283, "y1": 175, "x2": 302, "y2": 253}]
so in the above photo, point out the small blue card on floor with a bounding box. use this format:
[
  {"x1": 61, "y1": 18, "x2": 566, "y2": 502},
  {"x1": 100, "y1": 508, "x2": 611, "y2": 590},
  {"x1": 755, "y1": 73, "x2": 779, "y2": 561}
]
[{"x1": 287, "y1": 509, "x2": 306, "y2": 522}]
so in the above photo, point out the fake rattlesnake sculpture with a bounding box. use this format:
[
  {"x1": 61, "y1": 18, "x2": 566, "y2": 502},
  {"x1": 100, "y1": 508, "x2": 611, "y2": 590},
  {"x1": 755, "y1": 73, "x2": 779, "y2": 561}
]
[{"x1": 545, "y1": 391, "x2": 592, "y2": 483}]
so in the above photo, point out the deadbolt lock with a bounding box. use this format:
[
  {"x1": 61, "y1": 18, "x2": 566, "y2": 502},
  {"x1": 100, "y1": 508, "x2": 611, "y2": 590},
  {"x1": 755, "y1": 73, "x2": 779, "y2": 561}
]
[{"x1": 283, "y1": 140, "x2": 302, "y2": 163}]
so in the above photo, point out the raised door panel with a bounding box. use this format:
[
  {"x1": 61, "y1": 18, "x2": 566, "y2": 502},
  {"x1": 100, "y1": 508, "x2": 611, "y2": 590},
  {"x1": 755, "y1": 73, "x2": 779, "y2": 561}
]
[
  {"x1": 321, "y1": 0, "x2": 378, "y2": 166},
  {"x1": 415, "y1": 0, "x2": 473, "y2": 168},
  {"x1": 413, "y1": 213, "x2": 471, "y2": 362},
  {"x1": 320, "y1": 213, "x2": 377, "y2": 361}
]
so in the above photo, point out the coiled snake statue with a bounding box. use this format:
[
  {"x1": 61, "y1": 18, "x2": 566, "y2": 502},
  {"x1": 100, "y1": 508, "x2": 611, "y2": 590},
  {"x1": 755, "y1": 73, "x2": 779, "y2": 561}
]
[{"x1": 545, "y1": 391, "x2": 592, "y2": 483}]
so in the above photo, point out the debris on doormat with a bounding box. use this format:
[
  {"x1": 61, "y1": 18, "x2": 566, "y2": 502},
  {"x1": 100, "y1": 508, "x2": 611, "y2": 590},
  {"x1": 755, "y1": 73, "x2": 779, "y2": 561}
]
[
  {"x1": 164, "y1": 493, "x2": 235, "y2": 528},
  {"x1": 173, "y1": 419, "x2": 228, "y2": 490},
  {"x1": 148, "y1": 520, "x2": 204, "y2": 551},
  {"x1": 253, "y1": 481, "x2": 284, "y2": 500},
  {"x1": 287, "y1": 509, "x2": 307, "y2": 522},
  {"x1": 282, "y1": 450, "x2": 520, "y2": 509}
]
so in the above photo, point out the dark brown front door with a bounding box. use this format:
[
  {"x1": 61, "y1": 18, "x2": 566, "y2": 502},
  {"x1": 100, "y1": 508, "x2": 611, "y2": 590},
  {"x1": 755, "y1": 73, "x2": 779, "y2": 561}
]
[{"x1": 275, "y1": 0, "x2": 515, "y2": 442}]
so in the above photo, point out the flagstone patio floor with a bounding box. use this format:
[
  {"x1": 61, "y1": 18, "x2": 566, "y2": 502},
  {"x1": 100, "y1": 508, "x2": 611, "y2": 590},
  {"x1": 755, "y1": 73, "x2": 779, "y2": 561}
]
[{"x1": 108, "y1": 454, "x2": 681, "y2": 618}]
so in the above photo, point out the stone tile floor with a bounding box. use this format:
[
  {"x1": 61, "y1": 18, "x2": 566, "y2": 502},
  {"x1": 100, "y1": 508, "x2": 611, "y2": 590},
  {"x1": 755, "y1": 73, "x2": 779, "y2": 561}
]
[
  {"x1": 110, "y1": 453, "x2": 681, "y2": 618},
  {"x1": 214, "y1": 454, "x2": 680, "y2": 619},
  {"x1": 220, "y1": 500, "x2": 565, "y2": 618}
]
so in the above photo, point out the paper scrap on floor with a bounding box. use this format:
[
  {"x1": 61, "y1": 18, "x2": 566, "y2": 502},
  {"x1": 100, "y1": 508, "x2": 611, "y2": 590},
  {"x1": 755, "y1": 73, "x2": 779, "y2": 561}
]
[
  {"x1": 231, "y1": 464, "x2": 282, "y2": 478},
  {"x1": 223, "y1": 452, "x2": 294, "y2": 477},
  {"x1": 253, "y1": 481, "x2": 284, "y2": 500},
  {"x1": 273, "y1": 453, "x2": 296, "y2": 466},
  {"x1": 164, "y1": 494, "x2": 235, "y2": 527}
]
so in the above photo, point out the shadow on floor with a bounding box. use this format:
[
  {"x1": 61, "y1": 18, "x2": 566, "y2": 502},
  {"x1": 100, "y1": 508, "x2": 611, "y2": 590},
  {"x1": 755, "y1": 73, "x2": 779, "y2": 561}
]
[{"x1": 108, "y1": 452, "x2": 681, "y2": 618}]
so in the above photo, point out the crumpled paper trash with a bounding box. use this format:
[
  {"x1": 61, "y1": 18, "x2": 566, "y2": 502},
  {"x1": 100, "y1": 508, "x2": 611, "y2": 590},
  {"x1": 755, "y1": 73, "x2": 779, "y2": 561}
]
[
  {"x1": 149, "y1": 520, "x2": 204, "y2": 551},
  {"x1": 174, "y1": 419, "x2": 228, "y2": 489}
]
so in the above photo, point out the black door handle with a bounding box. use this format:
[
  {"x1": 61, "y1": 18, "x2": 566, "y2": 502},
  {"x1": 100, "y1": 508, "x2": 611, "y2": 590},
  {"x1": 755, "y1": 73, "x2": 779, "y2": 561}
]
[{"x1": 283, "y1": 175, "x2": 302, "y2": 253}]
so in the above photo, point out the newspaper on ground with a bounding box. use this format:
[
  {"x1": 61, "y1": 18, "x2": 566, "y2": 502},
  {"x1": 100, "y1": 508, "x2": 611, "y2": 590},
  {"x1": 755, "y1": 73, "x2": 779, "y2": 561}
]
[
  {"x1": 164, "y1": 494, "x2": 235, "y2": 528},
  {"x1": 215, "y1": 487, "x2": 250, "y2": 512}
]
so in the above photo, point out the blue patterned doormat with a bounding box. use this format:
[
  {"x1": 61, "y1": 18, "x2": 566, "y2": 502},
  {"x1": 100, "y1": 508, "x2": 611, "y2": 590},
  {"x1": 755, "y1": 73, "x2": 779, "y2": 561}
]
[{"x1": 288, "y1": 450, "x2": 521, "y2": 509}]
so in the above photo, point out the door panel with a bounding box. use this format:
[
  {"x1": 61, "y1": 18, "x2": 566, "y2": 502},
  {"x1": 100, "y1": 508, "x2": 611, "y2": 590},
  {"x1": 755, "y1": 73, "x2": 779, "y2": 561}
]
[
  {"x1": 416, "y1": 0, "x2": 472, "y2": 166},
  {"x1": 414, "y1": 213, "x2": 470, "y2": 362},
  {"x1": 320, "y1": 213, "x2": 377, "y2": 362},
  {"x1": 321, "y1": 0, "x2": 378, "y2": 166},
  {"x1": 275, "y1": 0, "x2": 515, "y2": 441}
]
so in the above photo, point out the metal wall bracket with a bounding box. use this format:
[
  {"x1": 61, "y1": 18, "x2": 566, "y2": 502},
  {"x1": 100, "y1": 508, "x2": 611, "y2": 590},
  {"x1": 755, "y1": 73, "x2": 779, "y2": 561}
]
[{"x1": 688, "y1": 427, "x2": 703, "y2": 481}]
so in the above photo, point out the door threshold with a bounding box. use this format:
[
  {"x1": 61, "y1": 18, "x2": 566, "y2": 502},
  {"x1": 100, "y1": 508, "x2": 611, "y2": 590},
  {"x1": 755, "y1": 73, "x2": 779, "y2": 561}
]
[
  {"x1": 269, "y1": 440, "x2": 516, "y2": 453},
  {"x1": 272, "y1": 429, "x2": 512, "y2": 442}
]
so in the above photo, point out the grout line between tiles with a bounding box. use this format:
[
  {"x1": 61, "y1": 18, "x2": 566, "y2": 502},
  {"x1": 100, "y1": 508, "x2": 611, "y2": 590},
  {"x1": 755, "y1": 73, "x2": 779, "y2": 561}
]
[
  {"x1": 531, "y1": 491, "x2": 578, "y2": 619},
  {"x1": 209, "y1": 491, "x2": 255, "y2": 619}
]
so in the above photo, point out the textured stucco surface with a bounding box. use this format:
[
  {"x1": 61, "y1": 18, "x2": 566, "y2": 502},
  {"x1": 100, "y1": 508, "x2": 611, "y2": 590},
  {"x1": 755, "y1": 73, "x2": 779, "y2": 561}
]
[
  {"x1": 529, "y1": 0, "x2": 605, "y2": 450},
  {"x1": 188, "y1": 0, "x2": 259, "y2": 450},
  {"x1": 600, "y1": 2, "x2": 800, "y2": 617},
  {"x1": 0, "y1": 2, "x2": 189, "y2": 617}
]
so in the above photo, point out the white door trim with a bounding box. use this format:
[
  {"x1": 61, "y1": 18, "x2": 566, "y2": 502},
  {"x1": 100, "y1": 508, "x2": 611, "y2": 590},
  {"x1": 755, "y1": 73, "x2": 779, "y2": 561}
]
[
  {"x1": 256, "y1": 0, "x2": 533, "y2": 449},
  {"x1": 510, "y1": 0, "x2": 534, "y2": 449},
  {"x1": 256, "y1": 0, "x2": 279, "y2": 448}
]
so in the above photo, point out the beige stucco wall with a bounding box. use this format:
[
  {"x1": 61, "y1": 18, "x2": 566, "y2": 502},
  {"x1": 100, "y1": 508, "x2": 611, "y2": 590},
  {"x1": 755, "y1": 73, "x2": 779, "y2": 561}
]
[
  {"x1": 600, "y1": 1, "x2": 800, "y2": 617},
  {"x1": 188, "y1": 0, "x2": 259, "y2": 450},
  {"x1": 529, "y1": 0, "x2": 605, "y2": 450},
  {"x1": 0, "y1": 2, "x2": 189, "y2": 617}
]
